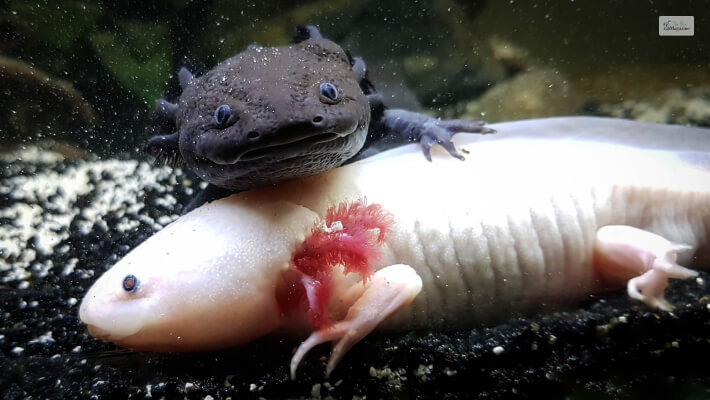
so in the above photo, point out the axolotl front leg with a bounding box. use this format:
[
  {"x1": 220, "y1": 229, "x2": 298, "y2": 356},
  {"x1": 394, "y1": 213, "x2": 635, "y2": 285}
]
[
  {"x1": 291, "y1": 264, "x2": 422, "y2": 379},
  {"x1": 366, "y1": 94, "x2": 496, "y2": 161},
  {"x1": 280, "y1": 200, "x2": 423, "y2": 378},
  {"x1": 349, "y1": 56, "x2": 495, "y2": 161}
]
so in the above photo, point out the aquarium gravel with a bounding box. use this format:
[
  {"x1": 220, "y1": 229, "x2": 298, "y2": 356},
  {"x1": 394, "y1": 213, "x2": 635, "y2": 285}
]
[{"x1": 2, "y1": 147, "x2": 710, "y2": 399}]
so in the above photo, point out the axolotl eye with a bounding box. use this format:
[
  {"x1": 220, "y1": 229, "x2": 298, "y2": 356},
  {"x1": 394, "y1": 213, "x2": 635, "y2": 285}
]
[
  {"x1": 122, "y1": 274, "x2": 139, "y2": 293},
  {"x1": 319, "y1": 82, "x2": 340, "y2": 104},
  {"x1": 214, "y1": 104, "x2": 232, "y2": 127}
]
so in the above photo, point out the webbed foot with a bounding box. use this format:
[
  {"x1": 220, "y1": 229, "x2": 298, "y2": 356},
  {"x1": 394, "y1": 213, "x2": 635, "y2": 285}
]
[
  {"x1": 290, "y1": 264, "x2": 422, "y2": 379},
  {"x1": 594, "y1": 225, "x2": 698, "y2": 311},
  {"x1": 381, "y1": 109, "x2": 495, "y2": 161}
]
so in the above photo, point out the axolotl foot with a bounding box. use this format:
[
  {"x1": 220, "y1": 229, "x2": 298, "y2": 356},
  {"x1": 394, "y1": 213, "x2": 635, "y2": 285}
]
[
  {"x1": 594, "y1": 225, "x2": 699, "y2": 311},
  {"x1": 290, "y1": 264, "x2": 422, "y2": 379},
  {"x1": 380, "y1": 108, "x2": 496, "y2": 161}
]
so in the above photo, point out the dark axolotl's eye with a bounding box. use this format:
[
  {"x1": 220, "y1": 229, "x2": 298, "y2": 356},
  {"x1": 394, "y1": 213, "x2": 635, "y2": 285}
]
[
  {"x1": 319, "y1": 82, "x2": 340, "y2": 104},
  {"x1": 214, "y1": 104, "x2": 232, "y2": 127},
  {"x1": 122, "y1": 274, "x2": 139, "y2": 293}
]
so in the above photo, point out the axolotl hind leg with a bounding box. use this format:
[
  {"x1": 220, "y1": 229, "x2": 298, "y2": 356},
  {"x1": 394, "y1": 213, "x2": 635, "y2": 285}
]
[
  {"x1": 290, "y1": 264, "x2": 422, "y2": 379},
  {"x1": 594, "y1": 225, "x2": 698, "y2": 311}
]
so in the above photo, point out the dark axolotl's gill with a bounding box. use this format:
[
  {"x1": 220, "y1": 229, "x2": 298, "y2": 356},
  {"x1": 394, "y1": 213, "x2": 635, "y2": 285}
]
[{"x1": 144, "y1": 25, "x2": 494, "y2": 212}]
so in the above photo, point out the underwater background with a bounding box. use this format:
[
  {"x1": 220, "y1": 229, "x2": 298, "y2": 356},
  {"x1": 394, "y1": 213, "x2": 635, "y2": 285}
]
[{"x1": 2, "y1": 0, "x2": 710, "y2": 398}]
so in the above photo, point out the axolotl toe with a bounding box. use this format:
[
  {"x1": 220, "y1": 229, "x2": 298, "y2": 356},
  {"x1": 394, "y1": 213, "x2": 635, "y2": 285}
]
[{"x1": 145, "y1": 26, "x2": 494, "y2": 211}]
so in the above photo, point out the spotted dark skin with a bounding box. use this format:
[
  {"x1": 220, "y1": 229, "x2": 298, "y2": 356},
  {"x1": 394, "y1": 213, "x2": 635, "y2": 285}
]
[{"x1": 146, "y1": 26, "x2": 494, "y2": 212}]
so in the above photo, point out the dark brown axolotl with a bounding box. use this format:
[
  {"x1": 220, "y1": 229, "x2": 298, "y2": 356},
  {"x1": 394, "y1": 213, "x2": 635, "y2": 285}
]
[{"x1": 145, "y1": 26, "x2": 494, "y2": 211}]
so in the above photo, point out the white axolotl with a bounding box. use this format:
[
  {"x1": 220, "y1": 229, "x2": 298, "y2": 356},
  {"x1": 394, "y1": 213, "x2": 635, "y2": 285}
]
[{"x1": 80, "y1": 116, "x2": 710, "y2": 378}]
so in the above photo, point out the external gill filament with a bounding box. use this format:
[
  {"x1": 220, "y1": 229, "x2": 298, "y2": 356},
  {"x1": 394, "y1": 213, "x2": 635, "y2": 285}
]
[{"x1": 290, "y1": 199, "x2": 394, "y2": 328}]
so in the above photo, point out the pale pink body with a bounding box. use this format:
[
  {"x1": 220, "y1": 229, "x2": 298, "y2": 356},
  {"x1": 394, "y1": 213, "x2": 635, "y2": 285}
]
[{"x1": 79, "y1": 117, "x2": 710, "y2": 377}]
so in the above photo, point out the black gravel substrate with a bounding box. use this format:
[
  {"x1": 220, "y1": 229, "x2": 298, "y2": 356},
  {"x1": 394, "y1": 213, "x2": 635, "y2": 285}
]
[{"x1": 2, "y1": 150, "x2": 710, "y2": 400}]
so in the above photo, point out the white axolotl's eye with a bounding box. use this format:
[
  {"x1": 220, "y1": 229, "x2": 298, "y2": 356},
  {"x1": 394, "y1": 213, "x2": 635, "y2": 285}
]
[{"x1": 122, "y1": 274, "x2": 139, "y2": 293}]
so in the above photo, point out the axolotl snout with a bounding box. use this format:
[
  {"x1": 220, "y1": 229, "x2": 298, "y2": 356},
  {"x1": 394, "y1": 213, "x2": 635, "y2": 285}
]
[
  {"x1": 81, "y1": 117, "x2": 710, "y2": 377},
  {"x1": 79, "y1": 196, "x2": 314, "y2": 350}
]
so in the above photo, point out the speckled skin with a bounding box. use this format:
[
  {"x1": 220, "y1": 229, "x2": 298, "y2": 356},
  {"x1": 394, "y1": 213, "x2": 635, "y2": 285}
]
[
  {"x1": 177, "y1": 39, "x2": 370, "y2": 190},
  {"x1": 145, "y1": 26, "x2": 493, "y2": 208}
]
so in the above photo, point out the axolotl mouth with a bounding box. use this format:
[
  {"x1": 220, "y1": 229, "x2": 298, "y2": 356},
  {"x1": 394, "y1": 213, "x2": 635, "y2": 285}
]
[
  {"x1": 234, "y1": 132, "x2": 343, "y2": 162},
  {"x1": 193, "y1": 112, "x2": 365, "y2": 167},
  {"x1": 79, "y1": 295, "x2": 145, "y2": 342},
  {"x1": 190, "y1": 125, "x2": 368, "y2": 191},
  {"x1": 85, "y1": 324, "x2": 120, "y2": 342}
]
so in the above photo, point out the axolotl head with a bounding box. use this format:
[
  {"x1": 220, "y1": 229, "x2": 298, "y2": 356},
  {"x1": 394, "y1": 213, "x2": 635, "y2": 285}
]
[
  {"x1": 176, "y1": 36, "x2": 371, "y2": 191},
  {"x1": 79, "y1": 196, "x2": 317, "y2": 351}
]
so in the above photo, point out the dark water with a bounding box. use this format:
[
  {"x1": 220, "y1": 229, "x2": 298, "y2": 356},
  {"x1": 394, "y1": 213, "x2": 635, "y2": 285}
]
[
  {"x1": 2, "y1": 1, "x2": 710, "y2": 398},
  {"x1": 2, "y1": 0, "x2": 709, "y2": 154}
]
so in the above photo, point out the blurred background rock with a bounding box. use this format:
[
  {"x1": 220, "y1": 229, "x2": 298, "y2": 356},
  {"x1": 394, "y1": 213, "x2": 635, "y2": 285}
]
[{"x1": 1, "y1": 0, "x2": 708, "y2": 157}]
